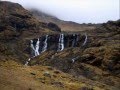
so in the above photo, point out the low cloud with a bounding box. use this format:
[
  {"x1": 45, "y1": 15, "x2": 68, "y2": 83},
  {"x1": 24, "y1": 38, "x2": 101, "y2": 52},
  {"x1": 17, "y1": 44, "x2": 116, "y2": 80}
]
[{"x1": 2, "y1": 0, "x2": 120, "y2": 23}]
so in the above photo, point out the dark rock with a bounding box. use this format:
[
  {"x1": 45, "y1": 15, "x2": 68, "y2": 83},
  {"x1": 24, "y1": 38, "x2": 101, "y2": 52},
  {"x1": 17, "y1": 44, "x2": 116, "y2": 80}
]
[
  {"x1": 80, "y1": 54, "x2": 96, "y2": 62},
  {"x1": 54, "y1": 70, "x2": 60, "y2": 74},
  {"x1": 43, "y1": 71, "x2": 51, "y2": 78},
  {"x1": 30, "y1": 72, "x2": 36, "y2": 75},
  {"x1": 51, "y1": 81, "x2": 64, "y2": 88},
  {"x1": 47, "y1": 22, "x2": 61, "y2": 32},
  {"x1": 28, "y1": 33, "x2": 84, "y2": 54},
  {"x1": 47, "y1": 67, "x2": 53, "y2": 70}
]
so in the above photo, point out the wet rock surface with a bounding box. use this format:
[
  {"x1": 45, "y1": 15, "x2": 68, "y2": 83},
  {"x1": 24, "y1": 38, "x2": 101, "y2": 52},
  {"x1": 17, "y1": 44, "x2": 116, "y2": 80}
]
[
  {"x1": 28, "y1": 33, "x2": 85, "y2": 55},
  {"x1": 0, "y1": 1, "x2": 61, "y2": 41},
  {"x1": 28, "y1": 20, "x2": 120, "y2": 89},
  {"x1": 0, "y1": 1, "x2": 120, "y2": 90}
]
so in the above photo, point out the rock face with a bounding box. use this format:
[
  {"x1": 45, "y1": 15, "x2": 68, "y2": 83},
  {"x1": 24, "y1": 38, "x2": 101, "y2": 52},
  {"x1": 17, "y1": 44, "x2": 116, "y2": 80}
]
[
  {"x1": 28, "y1": 34, "x2": 86, "y2": 57},
  {"x1": 0, "y1": 1, "x2": 37, "y2": 40},
  {"x1": 47, "y1": 22, "x2": 61, "y2": 32},
  {"x1": 0, "y1": 1, "x2": 61, "y2": 62},
  {"x1": 28, "y1": 20, "x2": 120, "y2": 90},
  {"x1": 40, "y1": 22, "x2": 61, "y2": 32},
  {"x1": 0, "y1": 1, "x2": 61, "y2": 41},
  {"x1": 0, "y1": 1, "x2": 120, "y2": 90}
]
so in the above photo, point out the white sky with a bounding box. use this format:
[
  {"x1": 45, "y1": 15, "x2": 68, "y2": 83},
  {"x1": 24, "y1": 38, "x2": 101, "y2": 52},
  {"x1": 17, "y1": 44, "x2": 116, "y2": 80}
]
[{"x1": 2, "y1": 0, "x2": 120, "y2": 23}]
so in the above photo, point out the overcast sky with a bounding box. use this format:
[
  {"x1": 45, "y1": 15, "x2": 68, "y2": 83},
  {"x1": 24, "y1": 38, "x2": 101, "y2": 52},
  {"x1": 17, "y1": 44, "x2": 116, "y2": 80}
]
[{"x1": 2, "y1": 0, "x2": 120, "y2": 23}]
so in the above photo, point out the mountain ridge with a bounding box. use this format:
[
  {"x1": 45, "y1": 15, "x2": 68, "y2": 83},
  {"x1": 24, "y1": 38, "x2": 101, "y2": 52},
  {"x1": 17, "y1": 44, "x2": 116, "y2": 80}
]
[
  {"x1": 0, "y1": 1, "x2": 120, "y2": 90},
  {"x1": 30, "y1": 9, "x2": 97, "y2": 32}
]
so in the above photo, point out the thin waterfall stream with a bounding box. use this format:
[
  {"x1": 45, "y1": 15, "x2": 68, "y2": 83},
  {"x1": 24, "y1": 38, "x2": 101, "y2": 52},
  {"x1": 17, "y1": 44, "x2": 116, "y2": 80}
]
[
  {"x1": 42, "y1": 35, "x2": 48, "y2": 52},
  {"x1": 58, "y1": 34, "x2": 64, "y2": 51},
  {"x1": 25, "y1": 38, "x2": 40, "y2": 66},
  {"x1": 82, "y1": 33, "x2": 88, "y2": 46},
  {"x1": 25, "y1": 33, "x2": 87, "y2": 66}
]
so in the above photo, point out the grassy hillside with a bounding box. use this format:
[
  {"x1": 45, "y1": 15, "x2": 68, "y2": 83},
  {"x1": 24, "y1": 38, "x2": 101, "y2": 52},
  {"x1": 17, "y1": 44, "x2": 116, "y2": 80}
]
[{"x1": 0, "y1": 1, "x2": 120, "y2": 90}]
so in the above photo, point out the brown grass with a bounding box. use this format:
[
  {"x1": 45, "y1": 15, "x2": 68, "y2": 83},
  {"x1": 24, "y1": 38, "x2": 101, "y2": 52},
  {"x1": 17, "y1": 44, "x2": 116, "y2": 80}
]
[{"x1": 0, "y1": 60, "x2": 108, "y2": 90}]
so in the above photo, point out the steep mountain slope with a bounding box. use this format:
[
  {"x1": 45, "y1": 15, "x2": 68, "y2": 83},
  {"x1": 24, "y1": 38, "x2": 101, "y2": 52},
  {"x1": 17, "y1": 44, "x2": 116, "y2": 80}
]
[
  {"x1": 0, "y1": 1, "x2": 98, "y2": 90},
  {"x1": 0, "y1": 1, "x2": 61, "y2": 40},
  {"x1": 0, "y1": 1, "x2": 61, "y2": 62},
  {"x1": 29, "y1": 20, "x2": 120, "y2": 90},
  {"x1": 1, "y1": 60, "x2": 112, "y2": 90},
  {"x1": 0, "y1": 1, "x2": 120, "y2": 90},
  {"x1": 30, "y1": 9, "x2": 97, "y2": 32}
]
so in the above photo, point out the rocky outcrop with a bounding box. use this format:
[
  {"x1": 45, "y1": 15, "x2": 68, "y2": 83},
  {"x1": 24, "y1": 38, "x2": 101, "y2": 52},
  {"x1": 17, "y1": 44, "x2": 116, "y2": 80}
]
[
  {"x1": 47, "y1": 22, "x2": 61, "y2": 32},
  {"x1": 40, "y1": 22, "x2": 61, "y2": 32},
  {"x1": 0, "y1": 1, "x2": 61, "y2": 62},
  {"x1": 27, "y1": 33, "x2": 86, "y2": 57},
  {"x1": 0, "y1": 1, "x2": 61, "y2": 41},
  {"x1": 27, "y1": 20, "x2": 120, "y2": 90},
  {"x1": 0, "y1": 1, "x2": 36, "y2": 39},
  {"x1": 0, "y1": 1, "x2": 120, "y2": 90}
]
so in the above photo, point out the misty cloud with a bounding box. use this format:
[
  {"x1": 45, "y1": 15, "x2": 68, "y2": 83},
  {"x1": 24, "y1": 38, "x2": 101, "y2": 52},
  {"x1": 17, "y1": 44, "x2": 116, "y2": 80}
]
[{"x1": 2, "y1": 0, "x2": 120, "y2": 23}]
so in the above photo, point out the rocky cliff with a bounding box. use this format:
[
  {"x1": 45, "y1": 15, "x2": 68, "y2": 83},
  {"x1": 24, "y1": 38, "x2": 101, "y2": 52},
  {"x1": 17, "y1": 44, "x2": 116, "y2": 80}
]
[
  {"x1": 0, "y1": 1, "x2": 62, "y2": 64},
  {"x1": 0, "y1": 1, "x2": 120, "y2": 90},
  {"x1": 0, "y1": 1, "x2": 61, "y2": 41},
  {"x1": 27, "y1": 34, "x2": 85, "y2": 53},
  {"x1": 28, "y1": 20, "x2": 120, "y2": 90}
]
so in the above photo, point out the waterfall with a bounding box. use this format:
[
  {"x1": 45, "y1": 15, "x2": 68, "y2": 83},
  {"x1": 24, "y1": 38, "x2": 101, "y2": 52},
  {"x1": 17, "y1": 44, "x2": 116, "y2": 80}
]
[
  {"x1": 42, "y1": 35, "x2": 48, "y2": 52},
  {"x1": 25, "y1": 38, "x2": 40, "y2": 66},
  {"x1": 35, "y1": 38, "x2": 40, "y2": 56},
  {"x1": 61, "y1": 34, "x2": 64, "y2": 51},
  {"x1": 25, "y1": 58, "x2": 31, "y2": 66},
  {"x1": 72, "y1": 58, "x2": 75, "y2": 63},
  {"x1": 82, "y1": 33, "x2": 88, "y2": 46},
  {"x1": 58, "y1": 34, "x2": 64, "y2": 51},
  {"x1": 25, "y1": 33, "x2": 84, "y2": 66},
  {"x1": 30, "y1": 40, "x2": 35, "y2": 56},
  {"x1": 30, "y1": 38, "x2": 40, "y2": 57},
  {"x1": 71, "y1": 56, "x2": 79, "y2": 63},
  {"x1": 24, "y1": 40, "x2": 35, "y2": 66}
]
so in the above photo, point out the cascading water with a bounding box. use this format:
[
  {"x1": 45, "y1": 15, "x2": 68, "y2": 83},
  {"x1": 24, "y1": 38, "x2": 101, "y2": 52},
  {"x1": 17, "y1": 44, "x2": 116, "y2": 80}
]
[
  {"x1": 42, "y1": 35, "x2": 48, "y2": 52},
  {"x1": 71, "y1": 56, "x2": 79, "y2": 63},
  {"x1": 30, "y1": 40, "x2": 35, "y2": 56},
  {"x1": 25, "y1": 33, "x2": 87, "y2": 66},
  {"x1": 35, "y1": 38, "x2": 40, "y2": 56},
  {"x1": 82, "y1": 33, "x2": 88, "y2": 46},
  {"x1": 61, "y1": 34, "x2": 64, "y2": 51},
  {"x1": 25, "y1": 38, "x2": 40, "y2": 66},
  {"x1": 25, "y1": 58, "x2": 31, "y2": 66},
  {"x1": 58, "y1": 34, "x2": 64, "y2": 51}
]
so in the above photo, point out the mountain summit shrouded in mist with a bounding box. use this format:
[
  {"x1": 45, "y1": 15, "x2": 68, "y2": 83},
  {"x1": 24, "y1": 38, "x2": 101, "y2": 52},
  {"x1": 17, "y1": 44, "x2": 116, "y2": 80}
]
[
  {"x1": 0, "y1": 1, "x2": 120, "y2": 90},
  {"x1": 2, "y1": 0, "x2": 119, "y2": 23}
]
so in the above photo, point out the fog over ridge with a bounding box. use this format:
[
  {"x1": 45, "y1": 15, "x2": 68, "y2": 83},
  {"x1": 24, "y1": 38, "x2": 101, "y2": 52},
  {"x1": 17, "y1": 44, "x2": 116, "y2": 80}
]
[{"x1": 2, "y1": 0, "x2": 120, "y2": 23}]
